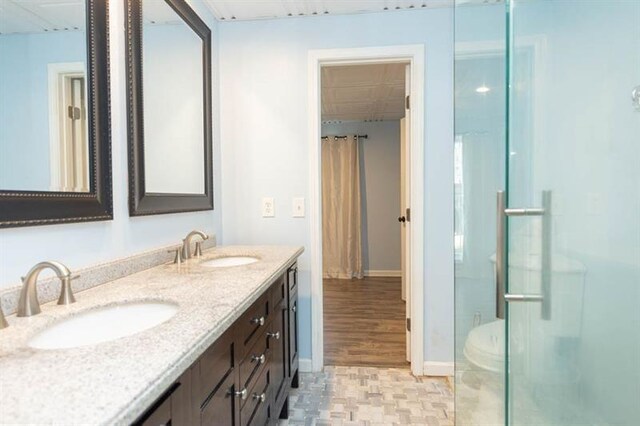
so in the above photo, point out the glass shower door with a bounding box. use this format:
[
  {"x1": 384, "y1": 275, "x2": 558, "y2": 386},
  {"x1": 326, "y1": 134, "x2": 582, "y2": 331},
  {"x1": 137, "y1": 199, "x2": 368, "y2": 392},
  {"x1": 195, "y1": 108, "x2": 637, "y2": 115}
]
[
  {"x1": 454, "y1": 3, "x2": 508, "y2": 425},
  {"x1": 504, "y1": 1, "x2": 640, "y2": 425}
]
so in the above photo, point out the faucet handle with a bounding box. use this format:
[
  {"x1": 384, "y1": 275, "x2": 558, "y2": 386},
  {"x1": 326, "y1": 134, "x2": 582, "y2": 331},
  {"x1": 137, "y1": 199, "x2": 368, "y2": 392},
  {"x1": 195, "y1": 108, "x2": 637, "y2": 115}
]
[
  {"x1": 168, "y1": 248, "x2": 183, "y2": 265},
  {"x1": 57, "y1": 275, "x2": 77, "y2": 306},
  {"x1": 194, "y1": 241, "x2": 203, "y2": 257}
]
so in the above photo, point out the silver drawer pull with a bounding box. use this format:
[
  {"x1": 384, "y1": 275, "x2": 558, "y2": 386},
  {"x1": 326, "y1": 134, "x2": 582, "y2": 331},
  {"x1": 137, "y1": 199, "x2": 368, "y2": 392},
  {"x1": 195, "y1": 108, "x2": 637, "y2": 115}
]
[
  {"x1": 251, "y1": 316, "x2": 265, "y2": 326},
  {"x1": 253, "y1": 392, "x2": 266, "y2": 403},
  {"x1": 251, "y1": 353, "x2": 266, "y2": 364},
  {"x1": 234, "y1": 388, "x2": 248, "y2": 400},
  {"x1": 267, "y1": 331, "x2": 280, "y2": 340},
  {"x1": 504, "y1": 294, "x2": 544, "y2": 302},
  {"x1": 291, "y1": 305, "x2": 296, "y2": 313}
]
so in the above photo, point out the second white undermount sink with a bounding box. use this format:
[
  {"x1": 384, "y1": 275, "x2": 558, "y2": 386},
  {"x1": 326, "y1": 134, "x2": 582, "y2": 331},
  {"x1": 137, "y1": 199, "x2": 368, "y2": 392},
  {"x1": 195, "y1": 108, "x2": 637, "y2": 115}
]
[
  {"x1": 200, "y1": 256, "x2": 259, "y2": 268},
  {"x1": 28, "y1": 301, "x2": 178, "y2": 350}
]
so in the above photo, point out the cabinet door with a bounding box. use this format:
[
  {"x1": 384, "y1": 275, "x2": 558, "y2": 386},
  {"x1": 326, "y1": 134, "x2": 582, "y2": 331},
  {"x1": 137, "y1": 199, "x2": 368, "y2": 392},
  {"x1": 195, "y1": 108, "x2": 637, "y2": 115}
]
[
  {"x1": 172, "y1": 368, "x2": 196, "y2": 425},
  {"x1": 269, "y1": 302, "x2": 288, "y2": 408},
  {"x1": 288, "y1": 295, "x2": 299, "y2": 381},
  {"x1": 286, "y1": 265, "x2": 298, "y2": 299},
  {"x1": 200, "y1": 370, "x2": 238, "y2": 426}
]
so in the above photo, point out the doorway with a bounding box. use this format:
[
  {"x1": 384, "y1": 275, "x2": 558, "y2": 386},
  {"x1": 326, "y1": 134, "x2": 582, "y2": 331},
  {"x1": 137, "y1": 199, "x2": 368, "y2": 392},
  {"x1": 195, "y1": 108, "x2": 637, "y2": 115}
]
[{"x1": 309, "y1": 45, "x2": 425, "y2": 375}]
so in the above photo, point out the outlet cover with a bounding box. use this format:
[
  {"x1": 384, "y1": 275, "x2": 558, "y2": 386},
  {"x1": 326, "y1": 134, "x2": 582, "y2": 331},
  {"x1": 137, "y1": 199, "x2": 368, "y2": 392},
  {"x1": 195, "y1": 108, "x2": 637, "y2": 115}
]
[
  {"x1": 262, "y1": 197, "x2": 275, "y2": 217},
  {"x1": 292, "y1": 197, "x2": 305, "y2": 217}
]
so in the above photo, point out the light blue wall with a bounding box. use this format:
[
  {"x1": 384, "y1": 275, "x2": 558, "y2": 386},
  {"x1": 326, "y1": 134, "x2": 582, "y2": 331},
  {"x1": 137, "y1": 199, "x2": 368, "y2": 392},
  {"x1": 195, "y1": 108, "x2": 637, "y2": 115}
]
[
  {"x1": 322, "y1": 121, "x2": 402, "y2": 272},
  {"x1": 0, "y1": 0, "x2": 223, "y2": 289},
  {"x1": 0, "y1": 31, "x2": 86, "y2": 190},
  {"x1": 219, "y1": 9, "x2": 454, "y2": 362}
]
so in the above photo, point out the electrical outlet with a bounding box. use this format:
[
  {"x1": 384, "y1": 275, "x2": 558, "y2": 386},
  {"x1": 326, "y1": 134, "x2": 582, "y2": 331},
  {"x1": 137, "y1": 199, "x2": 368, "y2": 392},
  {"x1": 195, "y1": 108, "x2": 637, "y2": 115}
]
[
  {"x1": 262, "y1": 197, "x2": 275, "y2": 217},
  {"x1": 292, "y1": 197, "x2": 305, "y2": 217}
]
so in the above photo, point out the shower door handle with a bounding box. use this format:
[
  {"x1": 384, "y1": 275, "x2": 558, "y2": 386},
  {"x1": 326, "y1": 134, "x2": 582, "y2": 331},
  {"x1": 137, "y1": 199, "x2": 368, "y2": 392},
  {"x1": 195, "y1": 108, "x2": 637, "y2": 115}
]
[{"x1": 496, "y1": 191, "x2": 552, "y2": 320}]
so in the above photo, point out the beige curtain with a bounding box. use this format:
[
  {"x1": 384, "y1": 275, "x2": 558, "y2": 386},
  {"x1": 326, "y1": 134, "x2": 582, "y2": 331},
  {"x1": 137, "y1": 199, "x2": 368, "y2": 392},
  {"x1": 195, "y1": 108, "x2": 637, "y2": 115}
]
[{"x1": 322, "y1": 135, "x2": 363, "y2": 279}]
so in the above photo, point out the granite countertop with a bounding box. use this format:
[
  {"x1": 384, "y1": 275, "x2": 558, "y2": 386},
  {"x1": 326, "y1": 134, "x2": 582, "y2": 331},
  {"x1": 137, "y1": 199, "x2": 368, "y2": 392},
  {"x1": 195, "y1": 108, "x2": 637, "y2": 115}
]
[{"x1": 0, "y1": 245, "x2": 303, "y2": 425}]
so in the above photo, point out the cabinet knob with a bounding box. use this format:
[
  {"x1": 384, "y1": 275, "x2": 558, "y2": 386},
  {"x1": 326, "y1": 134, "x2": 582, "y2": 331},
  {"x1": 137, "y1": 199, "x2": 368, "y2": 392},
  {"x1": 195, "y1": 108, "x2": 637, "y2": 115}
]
[
  {"x1": 251, "y1": 316, "x2": 265, "y2": 326},
  {"x1": 251, "y1": 353, "x2": 266, "y2": 365},
  {"x1": 234, "y1": 388, "x2": 248, "y2": 400},
  {"x1": 291, "y1": 305, "x2": 296, "y2": 313},
  {"x1": 253, "y1": 392, "x2": 266, "y2": 403},
  {"x1": 267, "y1": 331, "x2": 280, "y2": 340},
  {"x1": 398, "y1": 216, "x2": 406, "y2": 223}
]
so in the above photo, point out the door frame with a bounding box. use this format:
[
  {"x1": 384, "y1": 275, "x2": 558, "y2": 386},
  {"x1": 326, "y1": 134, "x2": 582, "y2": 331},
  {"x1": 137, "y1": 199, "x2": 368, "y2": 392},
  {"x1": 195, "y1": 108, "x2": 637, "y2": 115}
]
[
  {"x1": 47, "y1": 62, "x2": 88, "y2": 192},
  {"x1": 308, "y1": 45, "x2": 425, "y2": 376}
]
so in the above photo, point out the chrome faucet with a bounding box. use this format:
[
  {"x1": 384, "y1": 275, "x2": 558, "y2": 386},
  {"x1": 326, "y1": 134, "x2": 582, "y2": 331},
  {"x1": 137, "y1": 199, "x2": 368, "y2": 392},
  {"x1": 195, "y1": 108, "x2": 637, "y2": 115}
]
[
  {"x1": 181, "y1": 230, "x2": 208, "y2": 260},
  {"x1": 18, "y1": 261, "x2": 76, "y2": 317}
]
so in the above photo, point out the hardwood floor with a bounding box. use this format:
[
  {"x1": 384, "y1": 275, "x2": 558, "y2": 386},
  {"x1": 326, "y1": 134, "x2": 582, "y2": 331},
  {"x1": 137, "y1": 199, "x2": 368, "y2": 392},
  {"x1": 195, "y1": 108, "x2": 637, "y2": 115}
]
[{"x1": 323, "y1": 277, "x2": 410, "y2": 368}]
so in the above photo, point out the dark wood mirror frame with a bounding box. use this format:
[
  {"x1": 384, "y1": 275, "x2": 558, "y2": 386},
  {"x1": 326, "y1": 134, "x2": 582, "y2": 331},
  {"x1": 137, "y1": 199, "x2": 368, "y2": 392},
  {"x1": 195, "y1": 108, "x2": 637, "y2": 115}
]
[
  {"x1": 0, "y1": 0, "x2": 112, "y2": 229},
  {"x1": 125, "y1": 0, "x2": 213, "y2": 217}
]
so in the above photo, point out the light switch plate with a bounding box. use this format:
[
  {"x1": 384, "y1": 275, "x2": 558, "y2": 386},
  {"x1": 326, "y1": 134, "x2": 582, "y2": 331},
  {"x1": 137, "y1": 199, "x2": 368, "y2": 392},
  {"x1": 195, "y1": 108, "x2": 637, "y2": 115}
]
[
  {"x1": 262, "y1": 197, "x2": 275, "y2": 217},
  {"x1": 292, "y1": 197, "x2": 305, "y2": 217}
]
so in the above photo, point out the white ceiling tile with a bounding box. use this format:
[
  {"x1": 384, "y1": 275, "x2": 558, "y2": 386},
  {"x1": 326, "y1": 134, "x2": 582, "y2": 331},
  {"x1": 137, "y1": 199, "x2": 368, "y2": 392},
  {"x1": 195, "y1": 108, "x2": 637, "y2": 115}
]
[
  {"x1": 322, "y1": 63, "x2": 407, "y2": 122},
  {"x1": 1, "y1": 0, "x2": 85, "y2": 34},
  {"x1": 205, "y1": 0, "x2": 453, "y2": 22}
]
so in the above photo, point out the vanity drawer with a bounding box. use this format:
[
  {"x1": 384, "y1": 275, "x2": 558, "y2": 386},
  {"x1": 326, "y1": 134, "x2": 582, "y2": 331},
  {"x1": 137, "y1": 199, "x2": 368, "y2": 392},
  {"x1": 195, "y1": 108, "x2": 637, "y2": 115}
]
[
  {"x1": 241, "y1": 367, "x2": 271, "y2": 426},
  {"x1": 200, "y1": 368, "x2": 238, "y2": 426},
  {"x1": 237, "y1": 293, "x2": 270, "y2": 356},
  {"x1": 239, "y1": 329, "x2": 270, "y2": 403},
  {"x1": 196, "y1": 327, "x2": 236, "y2": 407}
]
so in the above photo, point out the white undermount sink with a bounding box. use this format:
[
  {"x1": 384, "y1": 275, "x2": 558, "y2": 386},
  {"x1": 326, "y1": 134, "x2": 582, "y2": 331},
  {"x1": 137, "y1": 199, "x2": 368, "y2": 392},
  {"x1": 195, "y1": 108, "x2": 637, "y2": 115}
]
[
  {"x1": 28, "y1": 301, "x2": 178, "y2": 350},
  {"x1": 200, "y1": 256, "x2": 259, "y2": 268}
]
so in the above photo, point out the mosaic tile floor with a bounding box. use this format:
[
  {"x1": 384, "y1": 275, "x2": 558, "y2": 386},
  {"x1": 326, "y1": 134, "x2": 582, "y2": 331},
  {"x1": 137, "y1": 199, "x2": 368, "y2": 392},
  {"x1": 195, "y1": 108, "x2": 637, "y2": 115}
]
[{"x1": 280, "y1": 366, "x2": 454, "y2": 426}]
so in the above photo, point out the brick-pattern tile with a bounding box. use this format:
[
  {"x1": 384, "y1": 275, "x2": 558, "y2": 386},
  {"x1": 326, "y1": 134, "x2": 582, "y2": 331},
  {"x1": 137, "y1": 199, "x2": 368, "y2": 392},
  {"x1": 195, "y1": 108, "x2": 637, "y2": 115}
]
[{"x1": 280, "y1": 366, "x2": 454, "y2": 426}]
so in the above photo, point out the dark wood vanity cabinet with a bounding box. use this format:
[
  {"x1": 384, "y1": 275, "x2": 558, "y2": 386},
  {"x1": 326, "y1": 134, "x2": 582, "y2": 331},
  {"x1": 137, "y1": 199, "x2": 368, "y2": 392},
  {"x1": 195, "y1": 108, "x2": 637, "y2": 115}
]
[{"x1": 134, "y1": 263, "x2": 299, "y2": 426}]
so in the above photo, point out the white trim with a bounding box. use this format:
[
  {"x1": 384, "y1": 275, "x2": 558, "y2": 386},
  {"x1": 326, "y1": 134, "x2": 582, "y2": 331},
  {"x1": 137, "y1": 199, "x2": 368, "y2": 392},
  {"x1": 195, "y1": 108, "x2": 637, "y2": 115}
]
[
  {"x1": 364, "y1": 270, "x2": 402, "y2": 277},
  {"x1": 299, "y1": 358, "x2": 313, "y2": 373},
  {"x1": 423, "y1": 361, "x2": 455, "y2": 377},
  {"x1": 47, "y1": 62, "x2": 86, "y2": 191},
  {"x1": 309, "y1": 44, "x2": 425, "y2": 376}
]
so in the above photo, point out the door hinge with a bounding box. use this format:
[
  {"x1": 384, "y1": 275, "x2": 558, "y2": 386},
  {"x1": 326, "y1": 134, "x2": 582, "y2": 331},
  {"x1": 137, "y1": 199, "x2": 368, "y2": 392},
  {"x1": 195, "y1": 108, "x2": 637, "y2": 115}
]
[
  {"x1": 68, "y1": 106, "x2": 81, "y2": 120},
  {"x1": 405, "y1": 95, "x2": 411, "y2": 110},
  {"x1": 406, "y1": 208, "x2": 411, "y2": 222},
  {"x1": 406, "y1": 318, "x2": 411, "y2": 332}
]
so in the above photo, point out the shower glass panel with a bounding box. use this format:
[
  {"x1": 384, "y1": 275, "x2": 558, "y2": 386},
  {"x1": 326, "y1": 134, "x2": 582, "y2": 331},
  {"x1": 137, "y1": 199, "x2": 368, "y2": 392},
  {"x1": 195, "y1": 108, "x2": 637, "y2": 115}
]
[
  {"x1": 454, "y1": 3, "x2": 506, "y2": 425},
  {"x1": 506, "y1": 0, "x2": 640, "y2": 425},
  {"x1": 455, "y1": 0, "x2": 640, "y2": 424}
]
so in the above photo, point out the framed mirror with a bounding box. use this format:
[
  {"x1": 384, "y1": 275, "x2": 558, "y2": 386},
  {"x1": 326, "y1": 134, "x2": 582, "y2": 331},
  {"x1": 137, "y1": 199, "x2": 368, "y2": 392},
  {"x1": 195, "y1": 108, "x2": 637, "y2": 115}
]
[
  {"x1": 126, "y1": 0, "x2": 213, "y2": 216},
  {"x1": 0, "y1": 0, "x2": 112, "y2": 228}
]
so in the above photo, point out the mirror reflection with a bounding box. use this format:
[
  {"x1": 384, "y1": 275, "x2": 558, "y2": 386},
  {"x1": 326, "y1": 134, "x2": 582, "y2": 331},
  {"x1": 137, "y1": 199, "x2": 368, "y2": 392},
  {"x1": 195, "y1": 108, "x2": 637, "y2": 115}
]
[
  {"x1": 0, "y1": 0, "x2": 89, "y2": 193},
  {"x1": 142, "y1": 0, "x2": 205, "y2": 195}
]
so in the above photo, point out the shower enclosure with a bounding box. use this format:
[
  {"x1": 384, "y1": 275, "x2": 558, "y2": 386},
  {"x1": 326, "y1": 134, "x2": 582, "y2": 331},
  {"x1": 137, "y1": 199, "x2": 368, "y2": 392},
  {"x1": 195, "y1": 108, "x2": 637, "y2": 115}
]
[{"x1": 454, "y1": 1, "x2": 640, "y2": 424}]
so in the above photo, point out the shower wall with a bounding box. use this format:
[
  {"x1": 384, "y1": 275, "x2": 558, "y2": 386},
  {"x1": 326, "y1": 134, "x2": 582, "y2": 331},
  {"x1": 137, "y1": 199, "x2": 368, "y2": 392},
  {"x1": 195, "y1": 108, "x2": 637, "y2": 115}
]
[{"x1": 455, "y1": 1, "x2": 639, "y2": 424}]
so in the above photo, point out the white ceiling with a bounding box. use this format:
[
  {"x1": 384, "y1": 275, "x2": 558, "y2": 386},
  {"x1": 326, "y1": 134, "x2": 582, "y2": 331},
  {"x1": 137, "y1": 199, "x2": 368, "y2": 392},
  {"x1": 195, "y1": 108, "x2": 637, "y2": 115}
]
[
  {"x1": 322, "y1": 63, "x2": 406, "y2": 122},
  {"x1": 204, "y1": 0, "x2": 452, "y2": 21},
  {"x1": 0, "y1": 0, "x2": 459, "y2": 34},
  {"x1": 0, "y1": 0, "x2": 85, "y2": 35}
]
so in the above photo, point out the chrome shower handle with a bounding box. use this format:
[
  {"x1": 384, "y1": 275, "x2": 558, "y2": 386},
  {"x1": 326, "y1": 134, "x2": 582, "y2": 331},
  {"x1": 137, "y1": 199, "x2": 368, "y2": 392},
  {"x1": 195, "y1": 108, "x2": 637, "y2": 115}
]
[
  {"x1": 496, "y1": 191, "x2": 507, "y2": 320},
  {"x1": 496, "y1": 191, "x2": 552, "y2": 320}
]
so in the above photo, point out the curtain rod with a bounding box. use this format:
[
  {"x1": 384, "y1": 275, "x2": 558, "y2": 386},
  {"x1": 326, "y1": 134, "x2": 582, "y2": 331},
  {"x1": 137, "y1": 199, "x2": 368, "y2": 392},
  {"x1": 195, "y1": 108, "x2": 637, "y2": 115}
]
[{"x1": 321, "y1": 134, "x2": 368, "y2": 140}]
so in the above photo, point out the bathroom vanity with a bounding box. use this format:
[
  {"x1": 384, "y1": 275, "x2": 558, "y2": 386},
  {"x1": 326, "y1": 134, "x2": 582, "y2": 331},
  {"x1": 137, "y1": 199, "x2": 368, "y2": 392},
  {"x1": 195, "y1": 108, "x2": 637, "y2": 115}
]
[
  {"x1": 0, "y1": 246, "x2": 303, "y2": 425},
  {"x1": 134, "y1": 260, "x2": 300, "y2": 426}
]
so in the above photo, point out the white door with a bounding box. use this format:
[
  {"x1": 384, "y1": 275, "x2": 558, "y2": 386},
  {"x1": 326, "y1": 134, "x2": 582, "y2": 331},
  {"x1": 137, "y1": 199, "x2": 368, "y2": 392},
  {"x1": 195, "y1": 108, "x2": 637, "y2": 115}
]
[{"x1": 401, "y1": 64, "x2": 412, "y2": 363}]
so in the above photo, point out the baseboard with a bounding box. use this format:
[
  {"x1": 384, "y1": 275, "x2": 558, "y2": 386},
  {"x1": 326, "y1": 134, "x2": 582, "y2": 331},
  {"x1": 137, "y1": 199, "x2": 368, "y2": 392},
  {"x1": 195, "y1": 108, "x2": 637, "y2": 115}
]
[
  {"x1": 299, "y1": 358, "x2": 313, "y2": 373},
  {"x1": 423, "y1": 361, "x2": 454, "y2": 377},
  {"x1": 364, "y1": 270, "x2": 402, "y2": 277}
]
